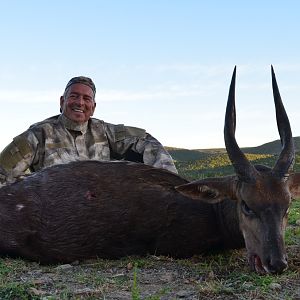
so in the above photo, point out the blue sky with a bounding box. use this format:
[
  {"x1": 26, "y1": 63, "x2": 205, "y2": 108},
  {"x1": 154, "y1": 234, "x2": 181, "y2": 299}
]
[{"x1": 0, "y1": 1, "x2": 299, "y2": 150}]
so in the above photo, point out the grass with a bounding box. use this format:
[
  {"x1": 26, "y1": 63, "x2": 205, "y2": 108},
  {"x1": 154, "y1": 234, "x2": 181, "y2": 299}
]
[
  {"x1": 0, "y1": 283, "x2": 36, "y2": 300},
  {"x1": 131, "y1": 264, "x2": 140, "y2": 300},
  {"x1": 288, "y1": 198, "x2": 300, "y2": 225},
  {"x1": 285, "y1": 199, "x2": 300, "y2": 246},
  {"x1": 0, "y1": 242, "x2": 298, "y2": 299}
]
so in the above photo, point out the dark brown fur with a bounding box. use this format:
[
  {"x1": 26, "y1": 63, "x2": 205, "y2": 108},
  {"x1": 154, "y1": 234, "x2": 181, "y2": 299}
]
[{"x1": 0, "y1": 160, "x2": 244, "y2": 264}]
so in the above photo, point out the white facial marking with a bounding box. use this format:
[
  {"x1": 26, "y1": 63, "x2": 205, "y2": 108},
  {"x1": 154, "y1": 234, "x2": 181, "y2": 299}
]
[{"x1": 16, "y1": 204, "x2": 25, "y2": 211}]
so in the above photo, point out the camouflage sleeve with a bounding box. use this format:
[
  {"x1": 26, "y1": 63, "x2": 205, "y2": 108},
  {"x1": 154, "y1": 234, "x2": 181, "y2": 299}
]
[
  {"x1": 134, "y1": 132, "x2": 178, "y2": 174},
  {"x1": 0, "y1": 130, "x2": 38, "y2": 184},
  {"x1": 105, "y1": 124, "x2": 178, "y2": 174}
]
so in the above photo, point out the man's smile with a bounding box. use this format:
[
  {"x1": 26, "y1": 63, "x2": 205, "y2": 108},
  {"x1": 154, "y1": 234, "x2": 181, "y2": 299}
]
[{"x1": 72, "y1": 108, "x2": 84, "y2": 113}]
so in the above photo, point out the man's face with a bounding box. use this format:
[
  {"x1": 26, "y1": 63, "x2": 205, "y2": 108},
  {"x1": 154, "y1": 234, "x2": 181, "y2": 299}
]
[{"x1": 60, "y1": 83, "x2": 96, "y2": 123}]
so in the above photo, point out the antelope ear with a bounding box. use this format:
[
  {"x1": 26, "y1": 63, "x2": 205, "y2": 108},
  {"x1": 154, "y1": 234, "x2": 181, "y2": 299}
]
[
  {"x1": 288, "y1": 173, "x2": 300, "y2": 199},
  {"x1": 175, "y1": 176, "x2": 237, "y2": 203}
]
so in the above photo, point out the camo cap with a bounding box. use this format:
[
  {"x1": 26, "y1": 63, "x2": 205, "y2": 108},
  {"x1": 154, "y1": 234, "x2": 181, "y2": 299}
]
[{"x1": 64, "y1": 76, "x2": 96, "y2": 94}]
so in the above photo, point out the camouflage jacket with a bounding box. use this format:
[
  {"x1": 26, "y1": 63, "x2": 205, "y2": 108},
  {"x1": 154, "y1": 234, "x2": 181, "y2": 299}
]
[{"x1": 0, "y1": 114, "x2": 177, "y2": 183}]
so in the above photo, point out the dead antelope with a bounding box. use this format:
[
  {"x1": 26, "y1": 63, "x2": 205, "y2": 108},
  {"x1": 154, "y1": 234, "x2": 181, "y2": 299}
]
[
  {"x1": 177, "y1": 66, "x2": 300, "y2": 273},
  {"x1": 0, "y1": 67, "x2": 298, "y2": 274}
]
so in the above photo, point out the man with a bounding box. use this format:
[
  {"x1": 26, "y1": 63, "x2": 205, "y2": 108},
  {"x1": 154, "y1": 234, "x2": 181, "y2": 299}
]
[{"x1": 0, "y1": 76, "x2": 177, "y2": 184}]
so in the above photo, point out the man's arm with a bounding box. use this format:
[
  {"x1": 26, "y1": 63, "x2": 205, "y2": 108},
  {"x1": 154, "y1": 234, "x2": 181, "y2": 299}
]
[
  {"x1": 105, "y1": 124, "x2": 178, "y2": 174},
  {"x1": 0, "y1": 131, "x2": 37, "y2": 184}
]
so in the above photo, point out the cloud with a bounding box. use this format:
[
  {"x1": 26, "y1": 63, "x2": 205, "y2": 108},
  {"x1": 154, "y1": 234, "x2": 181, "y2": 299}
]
[
  {"x1": 2, "y1": 62, "x2": 300, "y2": 103},
  {"x1": 98, "y1": 83, "x2": 224, "y2": 103},
  {"x1": 0, "y1": 90, "x2": 59, "y2": 103}
]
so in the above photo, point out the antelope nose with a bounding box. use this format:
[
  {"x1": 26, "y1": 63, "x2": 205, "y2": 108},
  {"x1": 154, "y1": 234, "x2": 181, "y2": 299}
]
[{"x1": 267, "y1": 257, "x2": 288, "y2": 274}]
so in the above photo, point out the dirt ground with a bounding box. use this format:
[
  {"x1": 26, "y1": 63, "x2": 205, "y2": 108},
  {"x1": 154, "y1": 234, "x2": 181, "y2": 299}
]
[{"x1": 2, "y1": 246, "x2": 299, "y2": 300}]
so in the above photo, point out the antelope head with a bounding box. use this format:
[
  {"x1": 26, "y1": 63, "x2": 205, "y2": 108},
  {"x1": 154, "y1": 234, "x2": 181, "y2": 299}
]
[{"x1": 176, "y1": 66, "x2": 300, "y2": 274}]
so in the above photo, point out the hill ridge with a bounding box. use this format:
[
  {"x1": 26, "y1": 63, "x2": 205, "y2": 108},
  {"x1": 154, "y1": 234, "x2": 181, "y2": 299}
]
[{"x1": 167, "y1": 136, "x2": 300, "y2": 162}]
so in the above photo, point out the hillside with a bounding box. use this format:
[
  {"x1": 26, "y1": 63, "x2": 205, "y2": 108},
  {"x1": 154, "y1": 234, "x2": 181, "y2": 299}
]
[
  {"x1": 167, "y1": 136, "x2": 300, "y2": 161},
  {"x1": 167, "y1": 137, "x2": 300, "y2": 180},
  {"x1": 165, "y1": 148, "x2": 212, "y2": 161},
  {"x1": 242, "y1": 136, "x2": 300, "y2": 154}
]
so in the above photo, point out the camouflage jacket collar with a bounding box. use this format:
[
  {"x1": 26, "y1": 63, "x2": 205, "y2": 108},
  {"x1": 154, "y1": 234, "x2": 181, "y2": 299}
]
[{"x1": 59, "y1": 114, "x2": 88, "y2": 134}]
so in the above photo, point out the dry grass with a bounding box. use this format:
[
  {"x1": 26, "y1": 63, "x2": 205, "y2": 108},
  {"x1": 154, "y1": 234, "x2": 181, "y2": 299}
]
[{"x1": 0, "y1": 245, "x2": 299, "y2": 299}]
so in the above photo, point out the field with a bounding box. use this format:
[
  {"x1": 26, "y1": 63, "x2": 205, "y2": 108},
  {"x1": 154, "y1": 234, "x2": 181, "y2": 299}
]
[{"x1": 0, "y1": 146, "x2": 299, "y2": 299}]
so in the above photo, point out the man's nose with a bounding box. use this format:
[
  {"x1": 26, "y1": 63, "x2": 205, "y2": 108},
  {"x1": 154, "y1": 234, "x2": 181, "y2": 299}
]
[{"x1": 75, "y1": 95, "x2": 85, "y2": 105}]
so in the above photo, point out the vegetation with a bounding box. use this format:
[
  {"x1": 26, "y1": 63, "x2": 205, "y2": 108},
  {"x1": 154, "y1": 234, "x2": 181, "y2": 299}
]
[
  {"x1": 295, "y1": 151, "x2": 300, "y2": 172},
  {"x1": 169, "y1": 137, "x2": 300, "y2": 179},
  {"x1": 175, "y1": 153, "x2": 278, "y2": 180}
]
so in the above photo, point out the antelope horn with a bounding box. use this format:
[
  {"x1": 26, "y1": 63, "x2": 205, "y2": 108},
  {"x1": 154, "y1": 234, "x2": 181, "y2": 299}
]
[
  {"x1": 224, "y1": 67, "x2": 259, "y2": 182},
  {"x1": 271, "y1": 65, "x2": 295, "y2": 177}
]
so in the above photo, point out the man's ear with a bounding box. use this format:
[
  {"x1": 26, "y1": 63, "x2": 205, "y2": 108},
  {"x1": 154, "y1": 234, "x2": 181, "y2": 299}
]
[
  {"x1": 60, "y1": 96, "x2": 65, "y2": 113},
  {"x1": 288, "y1": 173, "x2": 300, "y2": 199},
  {"x1": 175, "y1": 176, "x2": 237, "y2": 204},
  {"x1": 91, "y1": 102, "x2": 96, "y2": 116}
]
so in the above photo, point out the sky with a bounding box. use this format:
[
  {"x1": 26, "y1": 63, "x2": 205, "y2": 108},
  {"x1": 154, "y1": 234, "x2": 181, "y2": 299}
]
[{"x1": 0, "y1": 1, "x2": 299, "y2": 151}]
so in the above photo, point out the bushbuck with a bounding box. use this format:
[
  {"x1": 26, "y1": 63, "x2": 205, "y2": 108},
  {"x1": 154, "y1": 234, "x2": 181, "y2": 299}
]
[
  {"x1": 0, "y1": 66, "x2": 298, "y2": 274},
  {"x1": 176, "y1": 66, "x2": 300, "y2": 273}
]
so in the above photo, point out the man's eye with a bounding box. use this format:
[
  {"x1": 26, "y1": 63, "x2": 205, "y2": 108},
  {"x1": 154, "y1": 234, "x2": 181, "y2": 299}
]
[{"x1": 241, "y1": 200, "x2": 255, "y2": 217}]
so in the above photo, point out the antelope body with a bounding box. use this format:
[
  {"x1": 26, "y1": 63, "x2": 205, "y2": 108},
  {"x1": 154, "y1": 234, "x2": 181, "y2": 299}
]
[
  {"x1": 0, "y1": 160, "x2": 243, "y2": 263},
  {"x1": 0, "y1": 67, "x2": 299, "y2": 274}
]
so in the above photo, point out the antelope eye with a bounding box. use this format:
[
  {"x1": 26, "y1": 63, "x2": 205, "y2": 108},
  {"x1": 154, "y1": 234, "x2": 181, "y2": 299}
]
[{"x1": 241, "y1": 200, "x2": 255, "y2": 217}]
